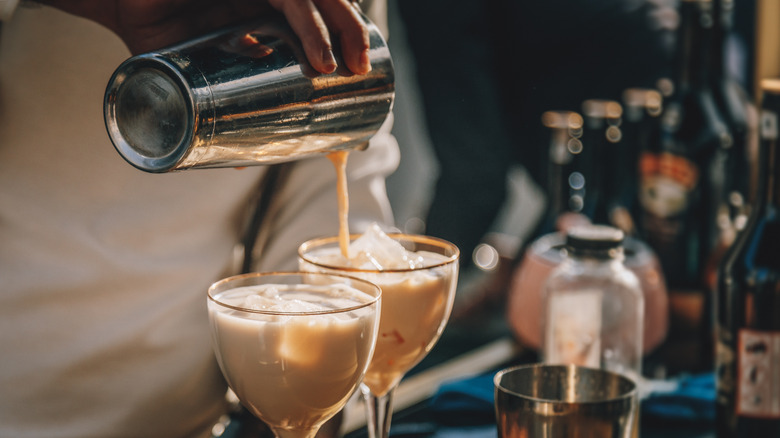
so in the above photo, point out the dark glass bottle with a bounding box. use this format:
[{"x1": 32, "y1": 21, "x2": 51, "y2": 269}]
[
  {"x1": 621, "y1": 88, "x2": 664, "y2": 233},
  {"x1": 711, "y1": 0, "x2": 754, "y2": 230},
  {"x1": 580, "y1": 99, "x2": 624, "y2": 228},
  {"x1": 638, "y1": 0, "x2": 732, "y2": 293},
  {"x1": 537, "y1": 110, "x2": 586, "y2": 234},
  {"x1": 715, "y1": 79, "x2": 780, "y2": 438}
]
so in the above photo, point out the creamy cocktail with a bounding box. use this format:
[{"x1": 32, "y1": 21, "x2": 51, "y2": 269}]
[
  {"x1": 298, "y1": 225, "x2": 459, "y2": 438},
  {"x1": 207, "y1": 272, "x2": 381, "y2": 438}
]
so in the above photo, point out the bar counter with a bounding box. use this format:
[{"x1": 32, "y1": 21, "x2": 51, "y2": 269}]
[{"x1": 341, "y1": 304, "x2": 717, "y2": 438}]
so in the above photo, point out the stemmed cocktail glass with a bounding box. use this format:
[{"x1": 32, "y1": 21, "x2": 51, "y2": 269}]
[
  {"x1": 298, "y1": 234, "x2": 459, "y2": 438},
  {"x1": 207, "y1": 272, "x2": 382, "y2": 438}
]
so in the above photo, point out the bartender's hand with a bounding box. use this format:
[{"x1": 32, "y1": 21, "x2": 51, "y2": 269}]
[{"x1": 38, "y1": 0, "x2": 371, "y2": 75}]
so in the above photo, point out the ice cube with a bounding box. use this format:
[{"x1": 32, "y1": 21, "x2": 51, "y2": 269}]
[
  {"x1": 242, "y1": 289, "x2": 280, "y2": 310},
  {"x1": 279, "y1": 298, "x2": 329, "y2": 313},
  {"x1": 349, "y1": 223, "x2": 416, "y2": 270}
]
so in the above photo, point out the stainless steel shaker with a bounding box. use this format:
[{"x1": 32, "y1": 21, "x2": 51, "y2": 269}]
[
  {"x1": 494, "y1": 364, "x2": 639, "y2": 438},
  {"x1": 104, "y1": 13, "x2": 394, "y2": 173}
]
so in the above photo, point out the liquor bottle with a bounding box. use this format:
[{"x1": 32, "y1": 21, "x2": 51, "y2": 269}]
[
  {"x1": 536, "y1": 110, "x2": 587, "y2": 235},
  {"x1": 542, "y1": 224, "x2": 644, "y2": 380},
  {"x1": 621, "y1": 88, "x2": 664, "y2": 232},
  {"x1": 715, "y1": 79, "x2": 780, "y2": 438},
  {"x1": 581, "y1": 99, "x2": 625, "y2": 230},
  {"x1": 638, "y1": 0, "x2": 732, "y2": 295},
  {"x1": 711, "y1": 0, "x2": 755, "y2": 230}
]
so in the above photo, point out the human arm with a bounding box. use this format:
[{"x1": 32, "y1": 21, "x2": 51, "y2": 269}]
[{"x1": 36, "y1": 0, "x2": 371, "y2": 74}]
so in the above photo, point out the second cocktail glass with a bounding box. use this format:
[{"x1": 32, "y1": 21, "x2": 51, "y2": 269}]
[{"x1": 298, "y1": 233, "x2": 460, "y2": 438}]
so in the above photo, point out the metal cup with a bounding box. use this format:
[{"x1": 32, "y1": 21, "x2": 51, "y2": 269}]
[
  {"x1": 494, "y1": 364, "x2": 638, "y2": 438},
  {"x1": 104, "y1": 13, "x2": 394, "y2": 173}
]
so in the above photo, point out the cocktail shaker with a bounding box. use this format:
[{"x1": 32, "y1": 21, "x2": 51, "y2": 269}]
[{"x1": 104, "y1": 13, "x2": 394, "y2": 173}]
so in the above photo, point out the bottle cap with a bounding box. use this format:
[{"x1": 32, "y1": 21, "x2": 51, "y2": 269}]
[
  {"x1": 565, "y1": 225, "x2": 624, "y2": 252},
  {"x1": 762, "y1": 79, "x2": 780, "y2": 97},
  {"x1": 622, "y1": 88, "x2": 663, "y2": 119},
  {"x1": 542, "y1": 111, "x2": 583, "y2": 130},
  {"x1": 582, "y1": 100, "x2": 623, "y2": 121}
]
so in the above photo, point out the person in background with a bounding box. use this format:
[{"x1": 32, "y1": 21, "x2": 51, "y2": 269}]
[
  {"x1": 0, "y1": 1, "x2": 397, "y2": 437},
  {"x1": 398, "y1": 0, "x2": 675, "y2": 275}
]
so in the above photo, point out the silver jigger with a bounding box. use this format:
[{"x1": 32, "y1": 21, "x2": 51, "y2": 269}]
[
  {"x1": 494, "y1": 364, "x2": 639, "y2": 438},
  {"x1": 104, "y1": 13, "x2": 394, "y2": 173}
]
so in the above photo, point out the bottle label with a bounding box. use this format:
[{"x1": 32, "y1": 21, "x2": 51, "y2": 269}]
[
  {"x1": 639, "y1": 152, "x2": 699, "y2": 218},
  {"x1": 736, "y1": 329, "x2": 780, "y2": 418},
  {"x1": 545, "y1": 290, "x2": 602, "y2": 368},
  {"x1": 638, "y1": 151, "x2": 703, "y2": 285}
]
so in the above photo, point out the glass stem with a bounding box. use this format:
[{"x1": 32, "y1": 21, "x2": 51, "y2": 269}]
[{"x1": 363, "y1": 385, "x2": 396, "y2": 438}]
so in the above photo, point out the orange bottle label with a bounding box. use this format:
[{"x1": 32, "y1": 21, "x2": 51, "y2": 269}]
[{"x1": 638, "y1": 152, "x2": 699, "y2": 218}]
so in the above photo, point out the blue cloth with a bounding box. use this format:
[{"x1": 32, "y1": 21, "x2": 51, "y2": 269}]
[
  {"x1": 429, "y1": 373, "x2": 495, "y2": 418},
  {"x1": 388, "y1": 423, "x2": 496, "y2": 438},
  {"x1": 642, "y1": 373, "x2": 716, "y2": 423}
]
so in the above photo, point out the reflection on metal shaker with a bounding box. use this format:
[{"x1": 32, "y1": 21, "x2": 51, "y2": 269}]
[{"x1": 103, "y1": 13, "x2": 394, "y2": 173}]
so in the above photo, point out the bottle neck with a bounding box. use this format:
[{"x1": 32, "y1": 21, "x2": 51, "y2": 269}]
[
  {"x1": 623, "y1": 89, "x2": 662, "y2": 125},
  {"x1": 758, "y1": 105, "x2": 780, "y2": 209},
  {"x1": 709, "y1": 0, "x2": 733, "y2": 82},
  {"x1": 547, "y1": 128, "x2": 573, "y2": 217},
  {"x1": 675, "y1": 1, "x2": 715, "y2": 92}
]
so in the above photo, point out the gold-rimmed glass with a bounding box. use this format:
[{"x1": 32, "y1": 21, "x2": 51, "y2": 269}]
[
  {"x1": 298, "y1": 234, "x2": 459, "y2": 438},
  {"x1": 207, "y1": 271, "x2": 381, "y2": 438}
]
